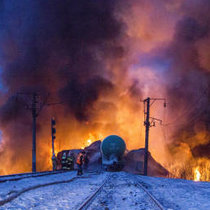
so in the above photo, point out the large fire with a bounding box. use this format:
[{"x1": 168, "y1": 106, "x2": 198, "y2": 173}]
[{"x1": 0, "y1": 0, "x2": 209, "y2": 181}]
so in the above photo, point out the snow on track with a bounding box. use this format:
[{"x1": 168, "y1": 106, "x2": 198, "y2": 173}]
[
  {"x1": 1, "y1": 171, "x2": 209, "y2": 209},
  {"x1": 0, "y1": 171, "x2": 77, "y2": 203},
  {"x1": 0, "y1": 171, "x2": 69, "y2": 183},
  {"x1": 136, "y1": 174, "x2": 210, "y2": 210},
  {"x1": 87, "y1": 172, "x2": 159, "y2": 210},
  {"x1": 0, "y1": 172, "x2": 108, "y2": 209},
  {"x1": 135, "y1": 182, "x2": 164, "y2": 210},
  {"x1": 77, "y1": 174, "x2": 111, "y2": 210}
]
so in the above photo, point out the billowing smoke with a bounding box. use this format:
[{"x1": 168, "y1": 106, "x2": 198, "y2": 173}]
[
  {"x1": 0, "y1": 0, "x2": 209, "y2": 180},
  {"x1": 164, "y1": 1, "x2": 210, "y2": 179},
  {"x1": 0, "y1": 0, "x2": 122, "y2": 117},
  {"x1": 117, "y1": 0, "x2": 210, "y2": 179},
  {"x1": 166, "y1": 13, "x2": 210, "y2": 158},
  {"x1": 0, "y1": 0, "x2": 128, "y2": 174}
]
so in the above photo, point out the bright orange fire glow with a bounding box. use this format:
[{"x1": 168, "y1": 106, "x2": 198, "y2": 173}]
[
  {"x1": 81, "y1": 133, "x2": 103, "y2": 149},
  {"x1": 0, "y1": 1, "x2": 209, "y2": 182},
  {"x1": 194, "y1": 167, "x2": 201, "y2": 182}
]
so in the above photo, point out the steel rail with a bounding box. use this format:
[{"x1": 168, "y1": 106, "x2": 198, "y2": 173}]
[
  {"x1": 0, "y1": 174, "x2": 93, "y2": 207},
  {"x1": 135, "y1": 181, "x2": 165, "y2": 210},
  {"x1": 0, "y1": 170, "x2": 65, "y2": 179},
  {"x1": 76, "y1": 174, "x2": 110, "y2": 210},
  {"x1": 0, "y1": 170, "x2": 73, "y2": 183},
  {"x1": 77, "y1": 173, "x2": 165, "y2": 210}
]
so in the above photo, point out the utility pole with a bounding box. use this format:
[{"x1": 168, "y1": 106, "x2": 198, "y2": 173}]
[
  {"x1": 32, "y1": 93, "x2": 38, "y2": 173},
  {"x1": 142, "y1": 97, "x2": 166, "y2": 176},
  {"x1": 16, "y1": 92, "x2": 63, "y2": 172},
  {"x1": 143, "y1": 97, "x2": 150, "y2": 176},
  {"x1": 17, "y1": 92, "x2": 49, "y2": 173}
]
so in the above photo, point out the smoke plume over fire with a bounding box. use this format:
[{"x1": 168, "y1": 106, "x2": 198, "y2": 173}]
[{"x1": 0, "y1": 0, "x2": 209, "y2": 181}]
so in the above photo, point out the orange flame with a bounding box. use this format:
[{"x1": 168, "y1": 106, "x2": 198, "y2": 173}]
[
  {"x1": 194, "y1": 167, "x2": 201, "y2": 182},
  {"x1": 81, "y1": 133, "x2": 103, "y2": 149}
]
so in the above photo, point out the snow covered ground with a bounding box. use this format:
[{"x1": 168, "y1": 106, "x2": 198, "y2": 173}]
[
  {"x1": 88, "y1": 172, "x2": 159, "y2": 210},
  {"x1": 0, "y1": 171, "x2": 108, "y2": 209},
  {"x1": 136, "y1": 174, "x2": 210, "y2": 210},
  {"x1": 0, "y1": 171, "x2": 209, "y2": 209},
  {"x1": 0, "y1": 171, "x2": 77, "y2": 201}
]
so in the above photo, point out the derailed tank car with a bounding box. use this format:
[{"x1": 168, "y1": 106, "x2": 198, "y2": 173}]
[{"x1": 101, "y1": 135, "x2": 126, "y2": 171}]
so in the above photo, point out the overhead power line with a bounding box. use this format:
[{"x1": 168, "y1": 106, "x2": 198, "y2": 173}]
[
  {"x1": 16, "y1": 92, "x2": 63, "y2": 173},
  {"x1": 141, "y1": 97, "x2": 166, "y2": 176}
]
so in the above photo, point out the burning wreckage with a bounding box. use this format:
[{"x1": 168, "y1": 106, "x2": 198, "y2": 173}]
[
  {"x1": 54, "y1": 135, "x2": 168, "y2": 177},
  {"x1": 0, "y1": 0, "x2": 209, "y2": 182}
]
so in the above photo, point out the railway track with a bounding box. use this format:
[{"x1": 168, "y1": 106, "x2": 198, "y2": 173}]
[
  {"x1": 1, "y1": 172, "x2": 165, "y2": 209},
  {"x1": 135, "y1": 180, "x2": 165, "y2": 210},
  {"x1": 0, "y1": 170, "x2": 71, "y2": 183},
  {"x1": 76, "y1": 172, "x2": 165, "y2": 210},
  {"x1": 0, "y1": 171, "x2": 99, "y2": 207},
  {"x1": 76, "y1": 174, "x2": 111, "y2": 210}
]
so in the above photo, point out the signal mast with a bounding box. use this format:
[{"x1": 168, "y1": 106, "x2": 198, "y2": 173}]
[{"x1": 51, "y1": 118, "x2": 56, "y2": 171}]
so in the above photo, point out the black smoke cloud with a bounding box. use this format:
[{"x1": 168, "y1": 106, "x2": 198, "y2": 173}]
[
  {"x1": 59, "y1": 76, "x2": 113, "y2": 121},
  {"x1": 192, "y1": 142, "x2": 210, "y2": 158},
  {"x1": 0, "y1": 0, "x2": 124, "y2": 174},
  {"x1": 165, "y1": 2, "x2": 210, "y2": 159},
  {"x1": 0, "y1": 0, "x2": 123, "y2": 121}
]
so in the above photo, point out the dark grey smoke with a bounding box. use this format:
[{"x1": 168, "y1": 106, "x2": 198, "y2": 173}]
[
  {"x1": 175, "y1": 17, "x2": 208, "y2": 43},
  {"x1": 0, "y1": 0, "x2": 123, "y2": 121},
  {"x1": 59, "y1": 76, "x2": 113, "y2": 121},
  {"x1": 165, "y1": 6, "x2": 210, "y2": 159},
  {"x1": 0, "y1": 0, "x2": 124, "y2": 173},
  {"x1": 192, "y1": 142, "x2": 210, "y2": 158}
]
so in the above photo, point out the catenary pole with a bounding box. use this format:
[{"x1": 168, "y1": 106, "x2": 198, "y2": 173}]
[
  {"x1": 144, "y1": 97, "x2": 150, "y2": 176},
  {"x1": 142, "y1": 97, "x2": 166, "y2": 176},
  {"x1": 17, "y1": 92, "x2": 63, "y2": 172}
]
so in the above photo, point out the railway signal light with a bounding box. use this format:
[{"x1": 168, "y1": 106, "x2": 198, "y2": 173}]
[
  {"x1": 51, "y1": 118, "x2": 56, "y2": 154},
  {"x1": 51, "y1": 118, "x2": 56, "y2": 171}
]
